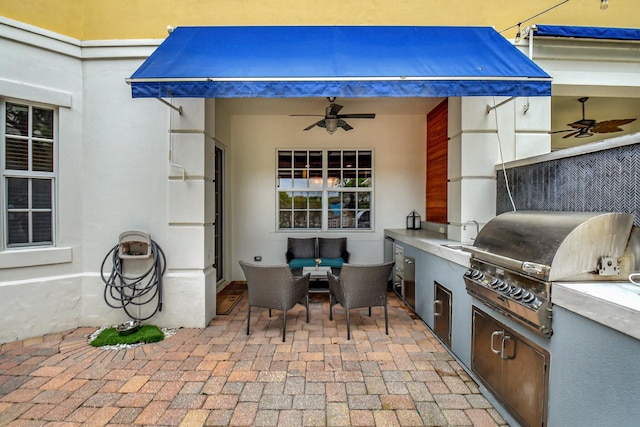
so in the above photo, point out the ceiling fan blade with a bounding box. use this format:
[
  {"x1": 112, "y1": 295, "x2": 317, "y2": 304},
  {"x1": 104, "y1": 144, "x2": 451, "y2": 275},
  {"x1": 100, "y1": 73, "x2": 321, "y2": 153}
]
[
  {"x1": 291, "y1": 114, "x2": 324, "y2": 117},
  {"x1": 303, "y1": 120, "x2": 325, "y2": 131},
  {"x1": 338, "y1": 120, "x2": 353, "y2": 131},
  {"x1": 329, "y1": 103, "x2": 343, "y2": 116},
  {"x1": 562, "y1": 131, "x2": 581, "y2": 139},
  {"x1": 337, "y1": 113, "x2": 376, "y2": 119},
  {"x1": 592, "y1": 118, "x2": 637, "y2": 133},
  {"x1": 550, "y1": 129, "x2": 576, "y2": 134}
]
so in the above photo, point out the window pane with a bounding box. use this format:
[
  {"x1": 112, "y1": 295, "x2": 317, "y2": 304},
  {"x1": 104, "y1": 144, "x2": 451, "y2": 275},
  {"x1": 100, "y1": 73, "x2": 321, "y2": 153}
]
[
  {"x1": 343, "y1": 169, "x2": 357, "y2": 187},
  {"x1": 327, "y1": 170, "x2": 341, "y2": 188},
  {"x1": 357, "y1": 210, "x2": 371, "y2": 229},
  {"x1": 342, "y1": 192, "x2": 356, "y2": 209},
  {"x1": 6, "y1": 103, "x2": 29, "y2": 136},
  {"x1": 7, "y1": 212, "x2": 29, "y2": 245},
  {"x1": 343, "y1": 151, "x2": 356, "y2": 168},
  {"x1": 328, "y1": 150, "x2": 341, "y2": 168},
  {"x1": 278, "y1": 170, "x2": 292, "y2": 188},
  {"x1": 32, "y1": 179, "x2": 52, "y2": 209},
  {"x1": 33, "y1": 107, "x2": 54, "y2": 139},
  {"x1": 279, "y1": 191, "x2": 292, "y2": 209},
  {"x1": 278, "y1": 151, "x2": 292, "y2": 168},
  {"x1": 279, "y1": 211, "x2": 292, "y2": 228},
  {"x1": 308, "y1": 192, "x2": 322, "y2": 209},
  {"x1": 358, "y1": 151, "x2": 372, "y2": 168},
  {"x1": 293, "y1": 192, "x2": 308, "y2": 209},
  {"x1": 358, "y1": 192, "x2": 371, "y2": 209},
  {"x1": 358, "y1": 170, "x2": 372, "y2": 187},
  {"x1": 293, "y1": 211, "x2": 307, "y2": 228},
  {"x1": 33, "y1": 140, "x2": 54, "y2": 172},
  {"x1": 5, "y1": 138, "x2": 28, "y2": 170},
  {"x1": 309, "y1": 170, "x2": 322, "y2": 188},
  {"x1": 293, "y1": 170, "x2": 307, "y2": 188},
  {"x1": 32, "y1": 212, "x2": 52, "y2": 243},
  {"x1": 328, "y1": 192, "x2": 341, "y2": 213},
  {"x1": 7, "y1": 177, "x2": 28, "y2": 209},
  {"x1": 309, "y1": 151, "x2": 322, "y2": 168},
  {"x1": 328, "y1": 210, "x2": 340, "y2": 229},
  {"x1": 294, "y1": 151, "x2": 307, "y2": 168},
  {"x1": 309, "y1": 211, "x2": 322, "y2": 228}
]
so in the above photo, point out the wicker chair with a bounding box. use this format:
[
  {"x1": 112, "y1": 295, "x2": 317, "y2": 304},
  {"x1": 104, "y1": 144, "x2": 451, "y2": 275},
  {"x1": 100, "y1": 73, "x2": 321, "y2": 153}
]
[
  {"x1": 239, "y1": 261, "x2": 310, "y2": 342},
  {"x1": 328, "y1": 262, "x2": 395, "y2": 340}
]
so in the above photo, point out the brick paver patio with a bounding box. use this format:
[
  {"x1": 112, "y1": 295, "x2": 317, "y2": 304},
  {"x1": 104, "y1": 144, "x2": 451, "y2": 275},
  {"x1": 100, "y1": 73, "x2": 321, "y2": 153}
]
[{"x1": 0, "y1": 292, "x2": 508, "y2": 426}]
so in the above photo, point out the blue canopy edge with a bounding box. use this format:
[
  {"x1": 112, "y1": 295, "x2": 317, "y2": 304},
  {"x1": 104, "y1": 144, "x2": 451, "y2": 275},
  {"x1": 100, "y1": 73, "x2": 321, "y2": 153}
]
[
  {"x1": 533, "y1": 25, "x2": 640, "y2": 41},
  {"x1": 128, "y1": 26, "x2": 551, "y2": 98}
]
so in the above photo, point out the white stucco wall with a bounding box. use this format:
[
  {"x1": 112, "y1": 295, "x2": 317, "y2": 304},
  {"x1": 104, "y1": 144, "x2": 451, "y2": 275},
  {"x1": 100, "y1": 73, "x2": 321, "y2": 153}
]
[{"x1": 0, "y1": 19, "x2": 217, "y2": 343}]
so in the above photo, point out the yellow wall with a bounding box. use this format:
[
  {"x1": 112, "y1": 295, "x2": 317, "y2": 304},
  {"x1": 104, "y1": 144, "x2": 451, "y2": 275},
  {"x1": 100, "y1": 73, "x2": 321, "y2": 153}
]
[{"x1": 0, "y1": 0, "x2": 637, "y2": 40}]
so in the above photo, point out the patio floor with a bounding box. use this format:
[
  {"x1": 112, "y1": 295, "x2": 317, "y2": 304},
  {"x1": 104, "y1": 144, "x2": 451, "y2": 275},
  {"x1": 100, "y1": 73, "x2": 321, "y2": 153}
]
[{"x1": 0, "y1": 292, "x2": 508, "y2": 426}]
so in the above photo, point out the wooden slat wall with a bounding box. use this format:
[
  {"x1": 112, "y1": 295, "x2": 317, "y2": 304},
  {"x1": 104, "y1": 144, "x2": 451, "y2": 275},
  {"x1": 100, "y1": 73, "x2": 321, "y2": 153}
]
[{"x1": 426, "y1": 99, "x2": 448, "y2": 223}]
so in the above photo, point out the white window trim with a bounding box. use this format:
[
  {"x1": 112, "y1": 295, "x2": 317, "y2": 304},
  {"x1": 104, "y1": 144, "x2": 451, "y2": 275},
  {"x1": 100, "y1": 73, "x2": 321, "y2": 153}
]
[
  {"x1": 1, "y1": 98, "x2": 59, "y2": 251},
  {"x1": 276, "y1": 148, "x2": 374, "y2": 232}
]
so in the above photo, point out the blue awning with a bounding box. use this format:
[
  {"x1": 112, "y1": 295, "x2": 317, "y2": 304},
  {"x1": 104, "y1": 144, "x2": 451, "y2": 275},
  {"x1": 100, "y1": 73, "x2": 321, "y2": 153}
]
[
  {"x1": 128, "y1": 26, "x2": 551, "y2": 98},
  {"x1": 533, "y1": 25, "x2": 640, "y2": 41}
]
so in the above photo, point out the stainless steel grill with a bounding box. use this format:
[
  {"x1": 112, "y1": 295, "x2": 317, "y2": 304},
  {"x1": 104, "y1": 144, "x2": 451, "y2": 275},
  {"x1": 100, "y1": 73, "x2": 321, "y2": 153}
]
[{"x1": 463, "y1": 211, "x2": 636, "y2": 337}]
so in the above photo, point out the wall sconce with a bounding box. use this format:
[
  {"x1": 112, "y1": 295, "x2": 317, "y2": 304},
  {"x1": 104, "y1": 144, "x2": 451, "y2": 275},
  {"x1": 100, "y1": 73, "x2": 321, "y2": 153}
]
[
  {"x1": 600, "y1": 0, "x2": 608, "y2": 10},
  {"x1": 406, "y1": 210, "x2": 422, "y2": 230}
]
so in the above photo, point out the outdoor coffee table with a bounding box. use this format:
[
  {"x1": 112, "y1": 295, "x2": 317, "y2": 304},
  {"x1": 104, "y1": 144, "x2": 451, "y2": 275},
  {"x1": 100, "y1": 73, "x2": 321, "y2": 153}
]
[{"x1": 302, "y1": 266, "x2": 332, "y2": 293}]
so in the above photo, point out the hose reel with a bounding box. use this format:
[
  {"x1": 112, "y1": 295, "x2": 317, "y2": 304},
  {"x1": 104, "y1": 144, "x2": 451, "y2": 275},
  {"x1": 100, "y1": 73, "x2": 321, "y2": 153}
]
[{"x1": 101, "y1": 231, "x2": 166, "y2": 321}]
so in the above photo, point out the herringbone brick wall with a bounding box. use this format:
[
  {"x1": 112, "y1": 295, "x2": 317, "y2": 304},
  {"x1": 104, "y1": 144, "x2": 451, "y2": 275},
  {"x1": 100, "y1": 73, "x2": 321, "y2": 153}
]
[{"x1": 497, "y1": 143, "x2": 640, "y2": 226}]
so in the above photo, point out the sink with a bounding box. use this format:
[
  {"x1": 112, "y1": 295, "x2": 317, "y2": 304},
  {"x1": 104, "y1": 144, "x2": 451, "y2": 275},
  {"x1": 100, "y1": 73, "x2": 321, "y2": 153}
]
[
  {"x1": 441, "y1": 244, "x2": 464, "y2": 250},
  {"x1": 441, "y1": 243, "x2": 473, "y2": 250}
]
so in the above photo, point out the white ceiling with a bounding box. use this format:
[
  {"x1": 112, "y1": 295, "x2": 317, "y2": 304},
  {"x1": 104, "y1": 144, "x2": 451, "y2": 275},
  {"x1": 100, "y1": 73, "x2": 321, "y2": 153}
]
[{"x1": 217, "y1": 96, "x2": 640, "y2": 151}]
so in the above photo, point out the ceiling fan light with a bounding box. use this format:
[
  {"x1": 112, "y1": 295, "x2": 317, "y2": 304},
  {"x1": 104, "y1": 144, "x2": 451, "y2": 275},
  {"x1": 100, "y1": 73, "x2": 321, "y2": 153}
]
[
  {"x1": 576, "y1": 131, "x2": 593, "y2": 138},
  {"x1": 325, "y1": 118, "x2": 338, "y2": 135},
  {"x1": 600, "y1": 0, "x2": 608, "y2": 10}
]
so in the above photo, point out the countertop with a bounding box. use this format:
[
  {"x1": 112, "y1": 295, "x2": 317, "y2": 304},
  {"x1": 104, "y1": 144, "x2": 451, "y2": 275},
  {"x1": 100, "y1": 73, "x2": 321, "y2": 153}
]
[
  {"x1": 384, "y1": 228, "x2": 471, "y2": 267},
  {"x1": 384, "y1": 228, "x2": 640, "y2": 342},
  {"x1": 553, "y1": 281, "x2": 640, "y2": 340}
]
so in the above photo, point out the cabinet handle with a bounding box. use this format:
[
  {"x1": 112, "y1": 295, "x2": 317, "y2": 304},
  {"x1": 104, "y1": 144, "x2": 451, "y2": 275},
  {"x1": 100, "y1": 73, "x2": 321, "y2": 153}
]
[
  {"x1": 434, "y1": 300, "x2": 442, "y2": 317},
  {"x1": 501, "y1": 335, "x2": 516, "y2": 360},
  {"x1": 490, "y1": 331, "x2": 504, "y2": 355}
]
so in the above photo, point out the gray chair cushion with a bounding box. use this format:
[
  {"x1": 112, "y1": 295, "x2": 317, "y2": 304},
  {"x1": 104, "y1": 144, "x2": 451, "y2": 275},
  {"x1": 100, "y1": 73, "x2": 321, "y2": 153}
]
[
  {"x1": 286, "y1": 238, "x2": 317, "y2": 262},
  {"x1": 318, "y1": 237, "x2": 349, "y2": 262}
]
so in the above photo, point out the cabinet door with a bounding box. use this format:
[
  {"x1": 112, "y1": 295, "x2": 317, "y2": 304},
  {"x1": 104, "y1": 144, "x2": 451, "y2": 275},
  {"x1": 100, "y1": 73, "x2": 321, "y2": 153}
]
[
  {"x1": 433, "y1": 282, "x2": 452, "y2": 347},
  {"x1": 501, "y1": 334, "x2": 549, "y2": 427},
  {"x1": 471, "y1": 308, "x2": 503, "y2": 398}
]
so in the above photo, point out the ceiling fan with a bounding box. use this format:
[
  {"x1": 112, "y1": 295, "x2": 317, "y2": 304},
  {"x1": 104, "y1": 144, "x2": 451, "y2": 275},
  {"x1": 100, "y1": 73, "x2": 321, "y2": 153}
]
[
  {"x1": 552, "y1": 97, "x2": 636, "y2": 139},
  {"x1": 291, "y1": 97, "x2": 375, "y2": 134}
]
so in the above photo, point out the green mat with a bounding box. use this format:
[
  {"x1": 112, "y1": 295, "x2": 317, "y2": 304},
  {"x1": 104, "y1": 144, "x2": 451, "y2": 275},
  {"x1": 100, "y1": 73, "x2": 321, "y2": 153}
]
[{"x1": 90, "y1": 324, "x2": 164, "y2": 347}]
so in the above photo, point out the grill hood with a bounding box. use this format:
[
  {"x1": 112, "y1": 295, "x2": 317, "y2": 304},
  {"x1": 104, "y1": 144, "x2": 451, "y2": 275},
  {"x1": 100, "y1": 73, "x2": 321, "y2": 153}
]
[{"x1": 465, "y1": 211, "x2": 635, "y2": 281}]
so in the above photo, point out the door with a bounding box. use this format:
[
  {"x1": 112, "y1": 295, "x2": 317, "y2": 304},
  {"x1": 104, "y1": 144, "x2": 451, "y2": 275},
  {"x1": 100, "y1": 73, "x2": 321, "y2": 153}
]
[
  {"x1": 214, "y1": 146, "x2": 224, "y2": 282},
  {"x1": 433, "y1": 282, "x2": 452, "y2": 347}
]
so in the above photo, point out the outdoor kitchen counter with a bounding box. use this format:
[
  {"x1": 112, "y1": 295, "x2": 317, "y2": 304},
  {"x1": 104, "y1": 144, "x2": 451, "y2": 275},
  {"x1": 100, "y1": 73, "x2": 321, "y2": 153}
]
[
  {"x1": 384, "y1": 228, "x2": 471, "y2": 267},
  {"x1": 385, "y1": 228, "x2": 640, "y2": 342},
  {"x1": 553, "y1": 281, "x2": 640, "y2": 341}
]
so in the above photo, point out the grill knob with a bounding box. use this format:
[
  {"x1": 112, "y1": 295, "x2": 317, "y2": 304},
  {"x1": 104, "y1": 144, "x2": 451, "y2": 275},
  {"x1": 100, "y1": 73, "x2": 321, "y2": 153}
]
[
  {"x1": 488, "y1": 278, "x2": 503, "y2": 289},
  {"x1": 471, "y1": 270, "x2": 484, "y2": 280},
  {"x1": 511, "y1": 287, "x2": 524, "y2": 300},
  {"x1": 497, "y1": 281, "x2": 509, "y2": 292},
  {"x1": 522, "y1": 291, "x2": 535, "y2": 304}
]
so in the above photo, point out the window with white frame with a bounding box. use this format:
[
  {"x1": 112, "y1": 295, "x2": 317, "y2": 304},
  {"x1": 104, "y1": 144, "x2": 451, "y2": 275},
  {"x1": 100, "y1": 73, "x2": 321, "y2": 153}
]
[
  {"x1": 277, "y1": 149, "x2": 372, "y2": 230},
  {"x1": 2, "y1": 100, "x2": 56, "y2": 248}
]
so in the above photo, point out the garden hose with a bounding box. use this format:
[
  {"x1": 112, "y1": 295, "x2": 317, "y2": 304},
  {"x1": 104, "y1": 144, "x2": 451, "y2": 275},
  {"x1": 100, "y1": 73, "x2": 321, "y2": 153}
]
[{"x1": 100, "y1": 239, "x2": 166, "y2": 321}]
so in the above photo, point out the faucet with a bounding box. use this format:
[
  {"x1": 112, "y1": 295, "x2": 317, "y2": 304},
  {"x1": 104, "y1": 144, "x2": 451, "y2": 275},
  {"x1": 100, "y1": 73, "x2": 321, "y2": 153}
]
[{"x1": 463, "y1": 220, "x2": 480, "y2": 241}]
